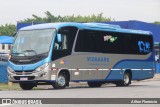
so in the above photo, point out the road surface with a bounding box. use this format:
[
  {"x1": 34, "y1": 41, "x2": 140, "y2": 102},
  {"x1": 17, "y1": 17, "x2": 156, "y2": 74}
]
[{"x1": 0, "y1": 80, "x2": 160, "y2": 107}]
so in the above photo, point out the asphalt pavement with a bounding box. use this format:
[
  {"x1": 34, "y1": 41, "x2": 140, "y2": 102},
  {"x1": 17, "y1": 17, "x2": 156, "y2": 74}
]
[{"x1": 0, "y1": 76, "x2": 160, "y2": 107}]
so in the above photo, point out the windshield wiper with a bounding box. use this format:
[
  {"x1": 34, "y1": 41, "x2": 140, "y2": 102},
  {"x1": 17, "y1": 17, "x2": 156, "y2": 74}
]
[
  {"x1": 21, "y1": 50, "x2": 41, "y2": 58},
  {"x1": 11, "y1": 52, "x2": 28, "y2": 57},
  {"x1": 22, "y1": 50, "x2": 38, "y2": 56}
]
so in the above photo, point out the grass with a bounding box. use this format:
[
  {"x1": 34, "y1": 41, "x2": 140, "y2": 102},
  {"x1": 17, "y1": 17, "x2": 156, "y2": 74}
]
[
  {"x1": 0, "y1": 83, "x2": 21, "y2": 91},
  {"x1": 0, "y1": 83, "x2": 44, "y2": 91}
]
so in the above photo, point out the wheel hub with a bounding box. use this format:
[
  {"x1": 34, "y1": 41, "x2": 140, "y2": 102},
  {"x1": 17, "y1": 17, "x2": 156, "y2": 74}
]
[
  {"x1": 124, "y1": 74, "x2": 129, "y2": 84},
  {"x1": 57, "y1": 76, "x2": 65, "y2": 86}
]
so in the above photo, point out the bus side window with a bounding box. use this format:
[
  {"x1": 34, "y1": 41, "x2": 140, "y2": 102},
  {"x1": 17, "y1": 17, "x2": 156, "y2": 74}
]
[
  {"x1": 53, "y1": 36, "x2": 60, "y2": 50},
  {"x1": 53, "y1": 34, "x2": 68, "y2": 50}
]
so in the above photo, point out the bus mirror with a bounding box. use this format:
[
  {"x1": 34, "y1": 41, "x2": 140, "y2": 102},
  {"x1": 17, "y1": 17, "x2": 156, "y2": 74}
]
[
  {"x1": 13, "y1": 32, "x2": 17, "y2": 37},
  {"x1": 57, "y1": 34, "x2": 62, "y2": 43}
]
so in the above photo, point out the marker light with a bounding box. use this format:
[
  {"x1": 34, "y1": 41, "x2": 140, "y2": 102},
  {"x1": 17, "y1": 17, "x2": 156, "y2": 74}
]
[{"x1": 60, "y1": 60, "x2": 65, "y2": 64}]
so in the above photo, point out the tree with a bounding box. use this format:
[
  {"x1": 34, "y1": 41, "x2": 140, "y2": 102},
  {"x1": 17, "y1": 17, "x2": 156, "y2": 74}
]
[
  {"x1": 154, "y1": 21, "x2": 160, "y2": 25},
  {"x1": 0, "y1": 11, "x2": 113, "y2": 36},
  {"x1": 20, "y1": 11, "x2": 114, "y2": 23},
  {"x1": 0, "y1": 24, "x2": 16, "y2": 36}
]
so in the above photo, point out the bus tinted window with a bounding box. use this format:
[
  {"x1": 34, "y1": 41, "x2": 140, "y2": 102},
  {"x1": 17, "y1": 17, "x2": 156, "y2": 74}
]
[{"x1": 75, "y1": 29, "x2": 153, "y2": 55}]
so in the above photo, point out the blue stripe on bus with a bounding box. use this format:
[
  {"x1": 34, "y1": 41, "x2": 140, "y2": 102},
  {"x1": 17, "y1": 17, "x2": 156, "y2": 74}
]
[
  {"x1": 106, "y1": 52, "x2": 154, "y2": 80},
  {"x1": 106, "y1": 61, "x2": 154, "y2": 80},
  {"x1": 72, "y1": 79, "x2": 122, "y2": 83}
]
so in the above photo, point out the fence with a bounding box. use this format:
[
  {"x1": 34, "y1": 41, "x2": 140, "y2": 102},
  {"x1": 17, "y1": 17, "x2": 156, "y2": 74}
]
[
  {"x1": 0, "y1": 61, "x2": 8, "y2": 83},
  {"x1": 156, "y1": 63, "x2": 160, "y2": 73}
]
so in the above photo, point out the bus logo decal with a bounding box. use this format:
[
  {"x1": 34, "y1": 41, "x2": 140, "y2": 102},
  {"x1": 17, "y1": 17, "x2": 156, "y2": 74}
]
[
  {"x1": 103, "y1": 35, "x2": 117, "y2": 43},
  {"x1": 87, "y1": 57, "x2": 109, "y2": 63},
  {"x1": 138, "y1": 41, "x2": 151, "y2": 53}
]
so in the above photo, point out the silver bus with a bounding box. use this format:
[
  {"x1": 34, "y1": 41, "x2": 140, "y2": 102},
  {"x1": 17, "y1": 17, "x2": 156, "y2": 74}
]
[{"x1": 8, "y1": 22, "x2": 155, "y2": 90}]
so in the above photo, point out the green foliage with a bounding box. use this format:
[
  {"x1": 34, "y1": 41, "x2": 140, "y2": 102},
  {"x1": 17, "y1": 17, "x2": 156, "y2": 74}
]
[
  {"x1": 0, "y1": 11, "x2": 113, "y2": 36},
  {"x1": 0, "y1": 24, "x2": 16, "y2": 36},
  {"x1": 20, "y1": 11, "x2": 114, "y2": 23},
  {"x1": 153, "y1": 21, "x2": 160, "y2": 25}
]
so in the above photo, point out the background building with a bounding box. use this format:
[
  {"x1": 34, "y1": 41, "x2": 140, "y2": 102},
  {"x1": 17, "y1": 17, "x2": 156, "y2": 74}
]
[
  {"x1": 0, "y1": 36, "x2": 13, "y2": 61},
  {"x1": 0, "y1": 35, "x2": 13, "y2": 83},
  {"x1": 0, "y1": 36, "x2": 13, "y2": 52}
]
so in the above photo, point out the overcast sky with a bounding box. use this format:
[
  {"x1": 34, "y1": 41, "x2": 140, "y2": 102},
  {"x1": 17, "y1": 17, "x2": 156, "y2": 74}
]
[{"x1": 0, "y1": 0, "x2": 160, "y2": 25}]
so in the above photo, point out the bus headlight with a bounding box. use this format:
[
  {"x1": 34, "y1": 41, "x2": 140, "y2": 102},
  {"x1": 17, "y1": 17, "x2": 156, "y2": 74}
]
[
  {"x1": 8, "y1": 54, "x2": 11, "y2": 60},
  {"x1": 35, "y1": 63, "x2": 49, "y2": 72},
  {"x1": 7, "y1": 66, "x2": 14, "y2": 73}
]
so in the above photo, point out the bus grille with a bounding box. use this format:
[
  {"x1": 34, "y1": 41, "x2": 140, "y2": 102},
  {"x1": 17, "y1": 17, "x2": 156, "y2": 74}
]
[
  {"x1": 9, "y1": 52, "x2": 48, "y2": 65},
  {"x1": 14, "y1": 71, "x2": 33, "y2": 75},
  {"x1": 10, "y1": 58, "x2": 41, "y2": 64},
  {"x1": 14, "y1": 76, "x2": 35, "y2": 80}
]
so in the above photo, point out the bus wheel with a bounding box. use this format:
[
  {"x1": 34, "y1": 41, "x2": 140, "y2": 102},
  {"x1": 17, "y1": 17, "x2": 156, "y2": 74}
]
[
  {"x1": 88, "y1": 82, "x2": 102, "y2": 87},
  {"x1": 19, "y1": 82, "x2": 35, "y2": 90},
  {"x1": 116, "y1": 72, "x2": 131, "y2": 87},
  {"x1": 52, "y1": 73, "x2": 67, "y2": 89}
]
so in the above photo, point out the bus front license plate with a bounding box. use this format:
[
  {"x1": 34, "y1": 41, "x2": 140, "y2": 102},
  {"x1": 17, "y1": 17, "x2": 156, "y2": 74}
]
[{"x1": 20, "y1": 77, "x2": 28, "y2": 81}]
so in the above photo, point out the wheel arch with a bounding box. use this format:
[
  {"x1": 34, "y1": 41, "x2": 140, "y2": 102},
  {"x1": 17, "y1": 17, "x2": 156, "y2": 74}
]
[
  {"x1": 124, "y1": 69, "x2": 132, "y2": 83},
  {"x1": 57, "y1": 69, "x2": 70, "y2": 82}
]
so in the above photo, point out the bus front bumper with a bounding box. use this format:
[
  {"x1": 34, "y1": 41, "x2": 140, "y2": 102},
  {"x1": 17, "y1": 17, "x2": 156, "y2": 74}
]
[{"x1": 7, "y1": 66, "x2": 57, "y2": 82}]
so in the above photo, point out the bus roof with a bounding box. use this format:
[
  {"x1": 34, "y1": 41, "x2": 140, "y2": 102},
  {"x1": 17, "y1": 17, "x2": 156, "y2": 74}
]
[{"x1": 20, "y1": 22, "x2": 152, "y2": 35}]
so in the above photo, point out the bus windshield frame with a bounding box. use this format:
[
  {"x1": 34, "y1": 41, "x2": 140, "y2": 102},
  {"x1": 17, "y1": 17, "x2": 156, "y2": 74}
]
[{"x1": 11, "y1": 28, "x2": 55, "y2": 56}]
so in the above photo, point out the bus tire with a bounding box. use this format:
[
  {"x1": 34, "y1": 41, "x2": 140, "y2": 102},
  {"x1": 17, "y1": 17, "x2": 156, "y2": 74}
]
[
  {"x1": 116, "y1": 72, "x2": 131, "y2": 87},
  {"x1": 88, "y1": 82, "x2": 102, "y2": 87},
  {"x1": 19, "y1": 82, "x2": 35, "y2": 90},
  {"x1": 52, "y1": 73, "x2": 67, "y2": 89}
]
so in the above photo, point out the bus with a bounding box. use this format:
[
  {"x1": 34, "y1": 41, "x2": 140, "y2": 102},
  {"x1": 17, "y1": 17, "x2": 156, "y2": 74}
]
[{"x1": 7, "y1": 22, "x2": 155, "y2": 90}]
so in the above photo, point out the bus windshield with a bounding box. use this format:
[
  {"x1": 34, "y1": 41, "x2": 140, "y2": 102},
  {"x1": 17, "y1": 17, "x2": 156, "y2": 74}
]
[{"x1": 12, "y1": 29, "x2": 55, "y2": 56}]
